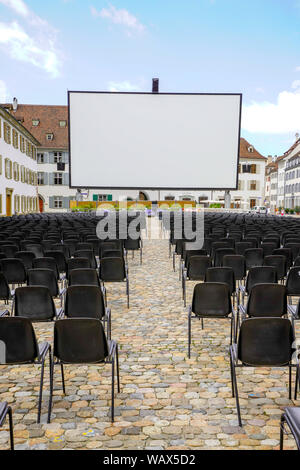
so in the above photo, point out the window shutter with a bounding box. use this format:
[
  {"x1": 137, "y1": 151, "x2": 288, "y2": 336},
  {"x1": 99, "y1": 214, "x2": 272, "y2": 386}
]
[
  {"x1": 43, "y1": 153, "x2": 49, "y2": 163},
  {"x1": 63, "y1": 153, "x2": 69, "y2": 164},
  {"x1": 63, "y1": 173, "x2": 69, "y2": 186},
  {"x1": 49, "y1": 153, "x2": 55, "y2": 164},
  {"x1": 63, "y1": 197, "x2": 70, "y2": 209},
  {"x1": 49, "y1": 173, "x2": 54, "y2": 185},
  {"x1": 49, "y1": 196, "x2": 54, "y2": 209},
  {"x1": 43, "y1": 173, "x2": 49, "y2": 185}
]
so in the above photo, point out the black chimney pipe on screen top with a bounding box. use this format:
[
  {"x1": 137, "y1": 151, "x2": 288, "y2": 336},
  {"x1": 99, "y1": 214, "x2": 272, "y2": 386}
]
[{"x1": 152, "y1": 78, "x2": 159, "y2": 93}]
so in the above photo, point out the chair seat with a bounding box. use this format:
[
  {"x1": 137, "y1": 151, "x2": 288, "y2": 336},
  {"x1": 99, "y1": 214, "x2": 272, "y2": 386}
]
[{"x1": 284, "y1": 407, "x2": 300, "y2": 443}]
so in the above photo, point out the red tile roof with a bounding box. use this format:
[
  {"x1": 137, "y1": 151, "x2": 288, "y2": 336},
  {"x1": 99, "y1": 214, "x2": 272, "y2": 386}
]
[
  {"x1": 1, "y1": 104, "x2": 68, "y2": 149},
  {"x1": 239, "y1": 138, "x2": 266, "y2": 160}
]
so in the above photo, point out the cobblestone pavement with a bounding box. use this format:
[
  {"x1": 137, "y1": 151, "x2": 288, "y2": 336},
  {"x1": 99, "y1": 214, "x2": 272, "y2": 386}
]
[{"x1": 0, "y1": 237, "x2": 298, "y2": 450}]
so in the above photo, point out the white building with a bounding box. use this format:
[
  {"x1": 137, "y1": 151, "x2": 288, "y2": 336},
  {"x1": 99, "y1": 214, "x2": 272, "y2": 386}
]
[{"x1": 0, "y1": 105, "x2": 39, "y2": 217}]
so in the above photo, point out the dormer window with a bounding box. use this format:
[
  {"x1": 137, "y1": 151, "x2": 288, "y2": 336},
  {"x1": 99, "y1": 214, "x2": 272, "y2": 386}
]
[
  {"x1": 46, "y1": 133, "x2": 54, "y2": 141},
  {"x1": 248, "y1": 146, "x2": 254, "y2": 153},
  {"x1": 32, "y1": 119, "x2": 40, "y2": 127},
  {"x1": 59, "y1": 120, "x2": 67, "y2": 128}
]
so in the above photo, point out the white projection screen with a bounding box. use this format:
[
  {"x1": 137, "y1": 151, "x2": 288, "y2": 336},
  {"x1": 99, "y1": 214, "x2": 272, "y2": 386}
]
[{"x1": 68, "y1": 91, "x2": 242, "y2": 190}]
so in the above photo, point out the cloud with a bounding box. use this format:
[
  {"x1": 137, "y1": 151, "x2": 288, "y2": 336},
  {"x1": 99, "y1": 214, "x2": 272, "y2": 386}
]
[
  {"x1": 0, "y1": 0, "x2": 61, "y2": 77},
  {"x1": 91, "y1": 4, "x2": 145, "y2": 34},
  {"x1": 242, "y1": 87, "x2": 300, "y2": 134},
  {"x1": 0, "y1": 0, "x2": 29, "y2": 17},
  {"x1": 108, "y1": 81, "x2": 140, "y2": 92},
  {"x1": 0, "y1": 80, "x2": 10, "y2": 102}
]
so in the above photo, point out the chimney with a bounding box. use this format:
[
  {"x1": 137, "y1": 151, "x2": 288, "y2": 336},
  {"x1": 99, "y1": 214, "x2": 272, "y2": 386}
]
[
  {"x1": 12, "y1": 97, "x2": 18, "y2": 112},
  {"x1": 267, "y1": 155, "x2": 272, "y2": 164}
]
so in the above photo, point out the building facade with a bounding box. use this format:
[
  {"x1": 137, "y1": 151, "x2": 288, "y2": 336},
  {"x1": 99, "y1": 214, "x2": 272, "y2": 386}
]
[{"x1": 0, "y1": 105, "x2": 39, "y2": 217}]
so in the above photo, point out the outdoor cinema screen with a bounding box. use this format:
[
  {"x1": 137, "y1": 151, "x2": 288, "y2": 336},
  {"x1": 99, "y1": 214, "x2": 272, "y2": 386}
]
[{"x1": 68, "y1": 91, "x2": 242, "y2": 190}]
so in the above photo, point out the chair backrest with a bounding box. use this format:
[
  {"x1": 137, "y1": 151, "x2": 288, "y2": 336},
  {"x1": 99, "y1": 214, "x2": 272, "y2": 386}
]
[
  {"x1": 15, "y1": 286, "x2": 56, "y2": 321},
  {"x1": 24, "y1": 244, "x2": 44, "y2": 258},
  {"x1": 76, "y1": 243, "x2": 93, "y2": 252},
  {"x1": 51, "y1": 244, "x2": 71, "y2": 259},
  {"x1": 261, "y1": 242, "x2": 277, "y2": 258},
  {"x1": 124, "y1": 239, "x2": 141, "y2": 250},
  {"x1": 15, "y1": 251, "x2": 36, "y2": 270},
  {"x1": 74, "y1": 250, "x2": 97, "y2": 269},
  {"x1": 237, "y1": 318, "x2": 294, "y2": 366},
  {"x1": 27, "y1": 269, "x2": 58, "y2": 297},
  {"x1": 222, "y1": 255, "x2": 246, "y2": 281},
  {"x1": 0, "y1": 245, "x2": 19, "y2": 257},
  {"x1": 273, "y1": 248, "x2": 292, "y2": 268},
  {"x1": 0, "y1": 258, "x2": 27, "y2": 284},
  {"x1": 99, "y1": 257, "x2": 126, "y2": 282},
  {"x1": 32, "y1": 257, "x2": 59, "y2": 280},
  {"x1": 235, "y1": 242, "x2": 253, "y2": 256},
  {"x1": 65, "y1": 285, "x2": 105, "y2": 319},
  {"x1": 214, "y1": 248, "x2": 235, "y2": 267},
  {"x1": 246, "y1": 283, "x2": 287, "y2": 317},
  {"x1": 0, "y1": 273, "x2": 10, "y2": 300},
  {"x1": 44, "y1": 251, "x2": 67, "y2": 273},
  {"x1": 192, "y1": 282, "x2": 232, "y2": 317},
  {"x1": 187, "y1": 256, "x2": 212, "y2": 281},
  {"x1": 244, "y1": 248, "x2": 264, "y2": 269},
  {"x1": 286, "y1": 266, "x2": 300, "y2": 296},
  {"x1": 285, "y1": 243, "x2": 300, "y2": 262},
  {"x1": 54, "y1": 318, "x2": 108, "y2": 363},
  {"x1": 205, "y1": 267, "x2": 235, "y2": 295},
  {"x1": 263, "y1": 255, "x2": 287, "y2": 280},
  {"x1": 245, "y1": 266, "x2": 277, "y2": 293},
  {"x1": 69, "y1": 268, "x2": 100, "y2": 286},
  {"x1": 101, "y1": 250, "x2": 124, "y2": 259},
  {"x1": 0, "y1": 317, "x2": 38, "y2": 364}
]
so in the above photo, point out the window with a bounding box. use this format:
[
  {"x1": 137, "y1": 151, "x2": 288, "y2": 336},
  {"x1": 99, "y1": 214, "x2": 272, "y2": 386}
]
[
  {"x1": 4, "y1": 158, "x2": 12, "y2": 179},
  {"x1": 46, "y1": 133, "x2": 54, "y2": 141},
  {"x1": 37, "y1": 153, "x2": 44, "y2": 163},
  {"x1": 250, "y1": 164, "x2": 257, "y2": 174},
  {"x1": 32, "y1": 119, "x2": 40, "y2": 126},
  {"x1": 14, "y1": 195, "x2": 20, "y2": 213},
  {"x1": 54, "y1": 196, "x2": 63, "y2": 208},
  {"x1": 12, "y1": 129, "x2": 18, "y2": 149},
  {"x1": 249, "y1": 180, "x2": 257, "y2": 191},
  {"x1": 13, "y1": 162, "x2": 19, "y2": 181},
  {"x1": 20, "y1": 135, "x2": 25, "y2": 153},
  {"x1": 59, "y1": 120, "x2": 67, "y2": 128},
  {"x1": 54, "y1": 152, "x2": 63, "y2": 163},
  {"x1": 248, "y1": 146, "x2": 254, "y2": 153},
  {"x1": 3, "y1": 122, "x2": 11, "y2": 144},
  {"x1": 54, "y1": 172, "x2": 63, "y2": 185}
]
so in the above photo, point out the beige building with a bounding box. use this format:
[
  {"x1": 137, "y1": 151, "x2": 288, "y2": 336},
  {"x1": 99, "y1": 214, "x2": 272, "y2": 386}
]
[{"x1": 0, "y1": 104, "x2": 39, "y2": 217}]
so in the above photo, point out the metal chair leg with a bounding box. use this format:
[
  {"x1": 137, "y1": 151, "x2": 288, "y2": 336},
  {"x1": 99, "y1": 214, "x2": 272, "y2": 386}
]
[
  {"x1": 111, "y1": 358, "x2": 115, "y2": 423},
  {"x1": 8, "y1": 407, "x2": 14, "y2": 451},
  {"x1": 61, "y1": 363, "x2": 66, "y2": 394},
  {"x1": 37, "y1": 359, "x2": 45, "y2": 423},
  {"x1": 280, "y1": 414, "x2": 285, "y2": 451},
  {"x1": 47, "y1": 358, "x2": 54, "y2": 423},
  {"x1": 231, "y1": 355, "x2": 242, "y2": 427},
  {"x1": 188, "y1": 312, "x2": 191, "y2": 358},
  {"x1": 116, "y1": 344, "x2": 120, "y2": 393}
]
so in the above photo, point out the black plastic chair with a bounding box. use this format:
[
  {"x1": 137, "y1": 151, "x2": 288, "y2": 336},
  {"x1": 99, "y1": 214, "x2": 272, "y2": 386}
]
[
  {"x1": 239, "y1": 266, "x2": 278, "y2": 306},
  {"x1": 44, "y1": 251, "x2": 67, "y2": 277},
  {"x1": 14, "y1": 286, "x2": 63, "y2": 321},
  {"x1": 0, "y1": 316, "x2": 51, "y2": 423},
  {"x1": 205, "y1": 267, "x2": 236, "y2": 305},
  {"x1": 182, "y1": 256, "x2": 212, "y2": 307},
  {"x1": 0, "y1": 245, "x2": 19, "y2": 258},
  {"x1": 47, "y1": 318, "x2": 120, "y2": 423},
  {"x1": 230, "y1": 317, "x2": 297, "y2": 427},
  {"x1": 263, "y1": 255, "x2": 287, "y2": 281},
  {"x1": 222, "y1": 255, "x2": 246, "y2": 284},
  {"x1": 244, "y1": 248, "x2": 264, "y2": 270},
  {"x1": 66, "y1": 258, "x2": 90, "y2": 279},
  {"x1": 15, "y1": 251, "x2": 36, "y2": 270},
  {"x1": 74, "y1": 250, "x2": 97, "y2": 269},
  {"x1": 0, "y1": 272, "x2": 13, "y2": 306},
  {"x1": 99, "y1": 257, "x2": 129, "y2": 308},
  {"x1": 68, "y1": 268, "x2": 101, "y2": 287},
  {"x1": 27, "y1": 269, "x2": 66, "y2": 307},
  {"x1": 273, "y1": 248, "x2": 293, "y2": 270},
  {"x1": 124, "y1": 238, "x2": 143, "y2": 264},
  {"x1": 33, "y1": 257, "x2": 60, "y2": 281},
  {"x1": 235, "y1": 242, "x2": 253, "y2": 256},
  {"x1": 0, "y1": 258, "x2": 27, "y2": 286},
  {"x1": 65, "y1": 285, "x2": 111, "y2": 339},
  {"x1": 188, "y1": 282, "x2": 234, "y2": 357},
  {"x1": 0, "y1": 402, "x2": 14, "y2": 450},
  {"x1": 280, "y1": 407, "x2": 300, "y2": 450},
  {"x1": 214, "y1": 248, "x2": 236, "y2": 267},
  {"x1": 24, "y1": 244, "x2": 44, "y2": 258}
]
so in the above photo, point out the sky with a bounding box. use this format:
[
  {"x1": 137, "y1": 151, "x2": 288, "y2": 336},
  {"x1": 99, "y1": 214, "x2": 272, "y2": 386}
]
[{"x1": 0, "y1": 0, "x2": 300, "y2": 157}]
